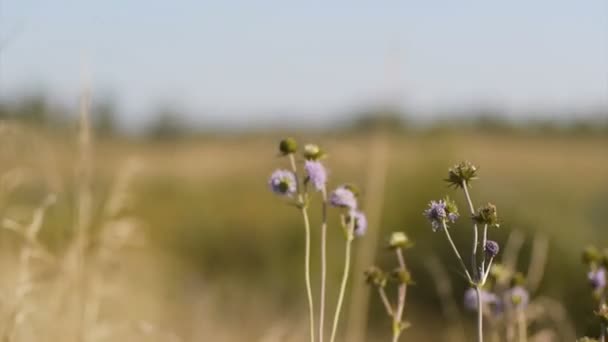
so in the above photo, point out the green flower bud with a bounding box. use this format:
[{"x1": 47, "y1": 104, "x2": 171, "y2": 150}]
[
  {"x1": 279, "y1": 137, "x2": 297, "y2": 155},
  {"x1": 511, "y1": 272, "x2": 526, "y2": 287},
  {"x1": 596, "y1": 304, "x2": 608, "y2": 324},
  {"x1": 583, "y1": 246, "x2": 601, "y2": 265},
  {"x1": 364, "y1": 266, "x2": 387, "y2": 288},
  {"x1": 445, "y1": 161, "x2": 478, "y2": 188},
  {"x1": 303, "y1": 144, "x2": 326, "y2": 160},
  {"x1": 472, "y1": 203, "x2": 500, "y2": 227},
  {"x1": 388, "y1": 232, "x2": 414, "y2": 249},
  {"x1": 391, "y1": 268, "x2": 414, "y2": 285}
]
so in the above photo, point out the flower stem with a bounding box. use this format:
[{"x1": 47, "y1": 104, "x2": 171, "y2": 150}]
[
  {"x1": 319, "y1": 188, "x2": 328, "y2": 342},
  {"x1": 329, "y1": 231, "x2": 353, "y2": 342},
  {"x1": 378, "y1": 287, "x2": 393, "y2": 317},
  {"x1": 393, "y1": 248, "x2": 407, "y2": 342},
  {"x1": 600, "y1": 296, "x2": 606, "y2": 342},
  {"x1": 462, "y1": 180, "x2": 479, "y2": 281},
  {"x1": 516, "y1": 310, "x2": 527, "y2": 342},
  {"x1": 481, "y1": 224, "x2": 488, "y2": 278},
  {"x1": 475, "y1": 286, "x2": 484, "y2": 342},
  {"x1": 442, "y1": 221, "x2": 472, "y2": 283},
  {"x1": 289, "y1": 154, "x2": 315, "y2": 342}
]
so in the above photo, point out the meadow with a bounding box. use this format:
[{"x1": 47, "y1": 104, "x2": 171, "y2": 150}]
[{"x1": 0, "y1": 119, "x2": 607, "y2": 341}]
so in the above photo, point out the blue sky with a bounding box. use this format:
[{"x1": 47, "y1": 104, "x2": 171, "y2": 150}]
[{"x1": 0, "y1": 1, "x2": 607, "y2": 127}]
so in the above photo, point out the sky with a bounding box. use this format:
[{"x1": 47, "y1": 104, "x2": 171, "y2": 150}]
[{"x1": 0, "y1": 0, "x2": 607, "y2": 128}]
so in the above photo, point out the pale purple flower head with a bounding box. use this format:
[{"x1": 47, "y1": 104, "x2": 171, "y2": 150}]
[
  {"x1": 304, "y1": 160, "x2": 327, "y2": 192},
  {"x1": 268, "y1": 169, "x2": 297, "y2": 197},
  {"x1": 464, "y1": 288, "x2": 498, "y2": 311},
  {"x1": 424, "y1": 200, "x2": 447, "y2": 231},
  {"x1": 330, "y1": 186, "x2": 357, "y2": 209},
  {"x1": 506, "y1": 286, "x2": 529, "y2": 310},
  {"x1": 346, "y1": 210, "x2": 367, "y2": 237},
  {"x1": 485, "y1": 240, "x2": 500, "y2": 258},
  {"x1": 588, "y1": 267, "x2": 607, "y2": 290}
]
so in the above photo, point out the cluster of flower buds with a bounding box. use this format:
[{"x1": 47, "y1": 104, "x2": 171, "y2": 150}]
[
  {"x1": 473, "y1": 203, "x2": 500, "y2": 228},
  {"x1": 445, "y1": 161, "x2": 478, "y2": 188}
]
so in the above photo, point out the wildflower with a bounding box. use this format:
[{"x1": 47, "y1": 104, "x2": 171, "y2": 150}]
[
  {"x1": 588, "y1": 268, "x2": 607, "y2": 290},
  {"x1": 424, "y1": 197, "x2": 458, "y2": 231},
  {"x1": 364, "y1": 266, "x2": 387, "y2": 288},
  {"x1": 392, "y1": 268, "x2": 414, "y2": 285},
  {"x1": 303, "y1": 160, "x2": 327, "y2": 192},
  {"x1": 582, "y1": 246, "x2": 601, "y2": 265},
  {"x1": 388, "y1": 232, "x2": 413, "y2": 249},
  {"x1": 303, "y1": 144, "x2": 325, "y2": 160},
  {"x1": 506, "y1": 286, "x2": 529, "y2": 310},
  {"x1": 330, "y1": 186, "x2": 358, "y2": 209},
  {"x1": 268, "y1": 169, "x2": 297, "y2": 196},
  {"x1": 463, "y1": 287, "x2": 498, "y2": 311},
  {"x1": 345, "y1": 210, "x2": 367, "y2": 237},
  {"x1": 445, "y1": 161, "x2": 478, "y2": 188},
  {"x1": 473, "y1": 203, "x2": 500, "y2": 227},
  {"x1": 279, "y1": 137, "x2": 297, "y2": 155},
  {"x1": 485, "y1": 240, "x2": 500, "y2": 258}
]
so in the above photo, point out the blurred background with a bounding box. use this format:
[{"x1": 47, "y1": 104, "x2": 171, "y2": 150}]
[{"x1": 0, "y1": 1, "x2": 607, "y2": 341}]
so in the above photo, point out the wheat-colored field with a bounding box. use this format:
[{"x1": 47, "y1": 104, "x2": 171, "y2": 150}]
[{"x1": 0, "y1": 122, "x2": 607, "y2": 341}]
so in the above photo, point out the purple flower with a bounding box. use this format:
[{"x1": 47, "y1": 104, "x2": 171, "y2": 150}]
[
  {"x1": 346, "y1": 210, "x2": 367, "y2": 237},
  {"x1": 268, "y1": 169, "x2": 297, "y2": 197},
  {"x1": 589, "y1": 268, "x2": 607, "y2": 290},
  {"x1": 485, "y1": 240, "x2": 500, "y2": 258},
  {"x1": 424, "y1": 200, "x2": 447, "y2": 231},
  {"x1": 329, "y1": 186, "x2": 357, "y2": 209},
  {"x1": 304, "y1": 160, "x2": 327, "y2": 192},
  {"x1": 506, "y1": 286, "x2": 529, "y2": 310},
  {"x1": 463, "y1": 288, "x2": 498, "y2": 311}
]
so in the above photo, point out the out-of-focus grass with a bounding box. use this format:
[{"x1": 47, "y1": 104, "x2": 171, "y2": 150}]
[{"x1": 1, "y1": 125, "x2": 607, "y2": 340}]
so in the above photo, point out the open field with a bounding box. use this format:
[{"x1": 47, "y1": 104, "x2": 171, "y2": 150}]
[{"x1": 0, "y1": 123, "x2": 607, "y2": 341}]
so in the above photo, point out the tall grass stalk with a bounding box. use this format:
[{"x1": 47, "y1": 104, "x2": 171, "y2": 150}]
[{"x1": 319, "y1": 187, "x2": 328, "y2": 342}]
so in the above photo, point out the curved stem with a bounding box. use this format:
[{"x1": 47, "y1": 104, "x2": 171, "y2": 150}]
[
  {"x1": 475, "y1": 286, "x2": 484, "y2": 342},
  {"x1": 319, "y1": 188, "x2": 328, "y2": 342},
  {"x1": 442, "y1": 221, "x2": 472, "y2": 283},
  {"x1": 462, "y1": 180, "x2": 480, "y2": 281},
  {"x1": 289, "y1": 154, "x2": 315, "y2": 342},
  {"x1": 329, "y1": 237, "x2": 353, "y2": 342}
]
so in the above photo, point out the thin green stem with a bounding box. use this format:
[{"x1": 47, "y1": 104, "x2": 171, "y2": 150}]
[
  {"x1": 441, "y1": 221, "x2": 472, "y2": 283},
  {"x1": 600, "y1": 296, "x2": 606, "y2": 342},
  {"x1": 329, "y1": 224, "x2": 354, "y2": 342},
  {"x1": 475, "y1": 286, "x2": 484, "y2": 342},
  {"x1": 289, "y1": 154, "x2": 315, "y2": 342},
  {"x1": 481, "y1": 224, "x2": 488, "y2": 278},
  {"x1": 462, "y1": 180, "x2": 480, "y2": 281},
  {"x1": 319, "y1": 188, "x2": 328, "y2": 342}
]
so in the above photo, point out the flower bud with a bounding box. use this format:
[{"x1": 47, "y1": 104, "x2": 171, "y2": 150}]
[
  {"x1": 303, "y1": 144, "x2": 325, "y2": 160},
  {"x1": 472, "y1": 203, "x2": 500, "y2": 227},
  {"x1": 388, "y1": 232, "x2": 413, "y2": 249},
  {"x1": 484, "y1": 240, "x2": 500, "y2": 258},
  {"x1": 391, "y1": 268, "x2": 414, "y2": 285},
  {"x1": 279, "y1": 137, "x2": 297, "y2": 155},
  {"x1": 582, "y1": 246, "x2": 601, "y2": 265},
  {"x1": 364, "y1": 266, "x2": 387, "y2": 288},
  {"x1": 445, "y1": 161, "x2": 478, "y2": 188}
]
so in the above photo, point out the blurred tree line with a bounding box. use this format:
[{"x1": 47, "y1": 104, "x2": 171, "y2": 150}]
[{"x1": 1, "y1": 94, "x2": 607, "y2": 139}]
